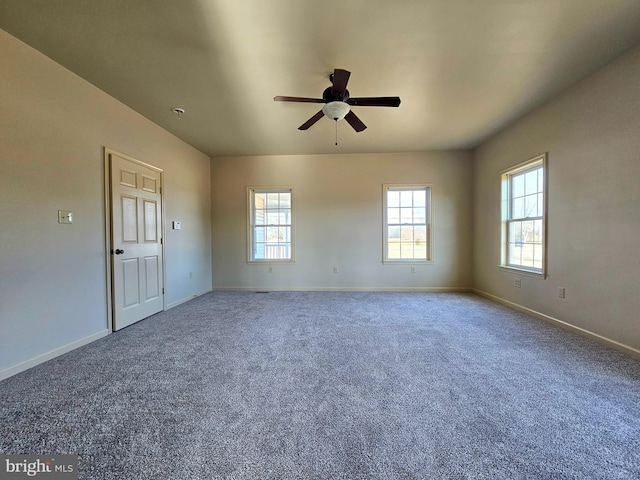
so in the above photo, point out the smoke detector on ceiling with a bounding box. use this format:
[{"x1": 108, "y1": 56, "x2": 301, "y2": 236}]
[{"x1": 172, "y1": 107, "x2": 185, "y2": 119}]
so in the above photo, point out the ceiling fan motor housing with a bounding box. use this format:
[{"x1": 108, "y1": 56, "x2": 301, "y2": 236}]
[{"x1": 322, "y1": 86, "x2": 349, "y2": 102}]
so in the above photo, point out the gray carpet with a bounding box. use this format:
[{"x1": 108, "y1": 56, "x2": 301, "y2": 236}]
[{"x1": 1, "y1": 291, "x2": 639, "y2": 479}]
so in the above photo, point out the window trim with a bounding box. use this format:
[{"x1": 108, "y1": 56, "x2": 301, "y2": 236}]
[
  {"x1": 500, "y1": 153, "x2": 547, "y2": 277},
  {"x1": 382, "y1": 183, "x2": 433, "y2": 264},
  {"x1": 247, "y1": 187, "x2": 295, "y2": 264}
]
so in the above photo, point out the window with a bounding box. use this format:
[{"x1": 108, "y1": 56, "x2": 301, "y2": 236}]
[
  {"x1": 501, "y1": 154, "x2": 547, "y2": 274},
  {"x1": 383, "y1": 185, "x2": 431, "y2": 262},
  {"x1": 248, "y1": 188, "x2": 294, "y2": 262}
]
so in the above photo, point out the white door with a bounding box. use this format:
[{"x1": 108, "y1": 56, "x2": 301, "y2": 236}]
[{"x1": 109, "y1": 153, "x2": 164, "y2": 330}]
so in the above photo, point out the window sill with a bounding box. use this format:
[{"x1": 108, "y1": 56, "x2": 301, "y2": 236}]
[
  {"x1": 498, "y1": 265, "x2": 546, "y2": 279},
  {"x1": 383, "y1": 260, "x2": 434, "y2": 265},
  {"x1": 248, "y1": 260, "x2": 295, "y2": 265}
]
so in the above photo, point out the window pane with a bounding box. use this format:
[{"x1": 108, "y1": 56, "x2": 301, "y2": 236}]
[
  {"x1": 388, "y1": 227, "x2": 400, "y2": 259},
  {"x1": 254, "y1": 243, "x2": 265, "y2": 259},
  {"x1": 387, "y1": 190, "x2": 400, "y2": 208},
  {"x1": 512, "y1": 174, "x2": 524, "y2": 198},
  {"x1": 414, "y1": 242, "x2": 427, "y2": 259},
  {"x1": 400, "y1": 226, "x2": 414, "y2": 242},
  {"x1": 279, "y1": 192, "x2": 291, "y2": 208},
  {"x1": 266, "y1": 211, "x2": 279, "y2": 225},
  {"x1": 255, "y1": 208, "x2": 265, "y2": 225},
  {"x1": 521, "y1": 243, "x2": 534, "y2": 268},
  {"x1": 266, "y1": 193, "x2": 279, "y2": 208},
  {"x1": 254, "y1": 226, "x2": 266, "y2": 243},
  {"x1": 533, "y1": 219, "x2": 543, "y2": 243},
  {"x1": 400, "y1": 242, "x2": 414, "y2": 259},
  {"x1": 509, "y1": 221, "x2": 522, "y2": 244},
  {"x1": 512, "y1": 197, "x2": 524, "y2": 219},
  {"x1": 388, "y1": 207, "x2": 400, "y2": 224},
  {"x1": 413, "y1": 190, "x2": 426, "y2": 207},
  {"x1": 533, "y1": 244, "x2": 543, "y2": 270},
  {"x1": 266, "y1": 226, "x2": 279, "y2": 242},
  {"x1": 521, "y1": 221, "x2": 533, "y2": 243},
  {"x1": 509, "y1": 242, "x2": 521, "y2": 265},
  {"x1": 524, "y1": 194, "x2": 538, "y2": 218},
  {"x1": 400, "y1": 207, "x2": 413, "y2": 224},
  {"x1": 413, "y1": 207, "x2": 426, "y2": 223},
  {"x1": 525, "y1": 169, "x2": 538, "y2": 195},
  {"x1": 279, "y1": 210, "x2": 291, "y2": 224},
  {"x1": 254, "y1": 193, "x2": 266, "y2": 209},
  {"x1": 400, "y1": 190, "x2": 413, "y2": 207},
  {"x1": 281, "y1": 227, "x2": 291, "y2": 242}
]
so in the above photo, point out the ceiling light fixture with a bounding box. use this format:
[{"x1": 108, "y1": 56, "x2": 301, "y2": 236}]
[
  {"x1": 321, "y1": 101, "x2": 351, "y2": 146},
  {"x1": 172, "y1": 107, "x2": 185, "y2": 119},
  {"x1": 321, "y1": 101, "x2": 350, "y2": 121}
]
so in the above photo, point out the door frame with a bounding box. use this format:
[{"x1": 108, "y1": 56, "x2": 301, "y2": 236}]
[{"x1": 103, "y1": 147, "x2": 166, "y2": 333}]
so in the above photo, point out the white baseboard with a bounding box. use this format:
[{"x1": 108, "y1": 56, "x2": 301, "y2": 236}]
[
  {"x1": 166, "y1": 288, "x2": 213, "y2": 310},
  {"x1": 213, "y1": 286, "x2": 474, "y2": 293},
  {"x1": 473, "y1": 289, "x2": 640, "y2": 360},
  {"x1": 1, "y1": 329, "x2": 110, "y2": 381}
]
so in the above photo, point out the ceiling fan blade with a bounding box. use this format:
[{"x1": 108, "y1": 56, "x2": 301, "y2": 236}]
[
  {"x1": 347, "y1": 97, "x2": 401, "y2": 107},
  {"x1": 298, "y1": 110, "x2": 325, "y2": 130},
  {"x1": 331, "y1": 69, "x2": 351, "y2": 96},
  {"x1": 274, "y1": 96, "x2": 325, "y2": 103},
  {"x1": 344, "y1": 110, "x2": 367, "y2": 132}
]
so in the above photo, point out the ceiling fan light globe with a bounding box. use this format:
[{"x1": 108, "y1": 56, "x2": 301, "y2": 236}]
[{"x1": 322, "y1": 101, "x2": 350, "y2": 121}]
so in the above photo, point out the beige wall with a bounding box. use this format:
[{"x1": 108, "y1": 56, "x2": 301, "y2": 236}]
[
  {"x1": 473, "y1": 45, "x2": 640, "y2": 353},
  {"x1": 211, "y1": 151, "x2": 473, "y2": 290},
  {"x1": 0, "y1": 30, "x2": 212, "y2": 378}
]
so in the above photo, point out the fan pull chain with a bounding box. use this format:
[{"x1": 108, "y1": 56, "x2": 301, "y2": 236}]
[{"x1": 335, "y1": 120, "x2": 338, "y2": 146}]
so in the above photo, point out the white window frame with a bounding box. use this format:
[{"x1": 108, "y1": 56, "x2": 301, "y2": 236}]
[
  {"x1": 500, "y1": 153, "x2": 547, "y2": 276},
  {"x1": 383, "y1": 184, "x2": 432, "y2": 264},
  {"x1": 247, "y1": 187, "x2": 295, "y2": 263}
]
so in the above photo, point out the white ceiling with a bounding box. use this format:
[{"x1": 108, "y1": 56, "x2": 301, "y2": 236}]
[{"x1": 2, "y1": 0, "x2": 640, "y2": 158}]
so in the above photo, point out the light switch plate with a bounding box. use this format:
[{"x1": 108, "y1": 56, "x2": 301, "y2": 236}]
[
  {"x1": 172, "y1": 221, "x2": 181, "y2": 230},
  {"x1": 58, "y1": 210, "x2": 73, "y2": 224}
]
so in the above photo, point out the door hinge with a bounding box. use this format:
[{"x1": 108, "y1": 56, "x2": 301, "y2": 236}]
[
  {"x1": 160, "y1": 238, "x2": 163, "y2": 245},
  {"x1": 162, "y1": 288, "x2": 165, "y2": 295}
]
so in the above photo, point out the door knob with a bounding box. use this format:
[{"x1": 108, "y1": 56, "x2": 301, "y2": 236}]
[{"x1": 114, "y1": 249, "x2": 125, "y2": 255}]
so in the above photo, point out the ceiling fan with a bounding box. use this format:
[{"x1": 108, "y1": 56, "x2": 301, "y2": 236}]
[{"x1": 274, "y1": 68, "x2": 401, "y2": 132}]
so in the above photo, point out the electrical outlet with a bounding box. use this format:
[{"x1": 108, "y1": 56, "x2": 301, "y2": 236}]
[
  {"x1": 58, "y1": 210, "x2": 73, "y2": 224},
  {"x1": 411, "y1": 266, "x2": 416, "y2": 274},
  {"x1": 514, "y1": 278, "x2": 521, "y2": 288},
  {"x1": 333, "y1": 266, "x2": 338, "y2": 273},
  {"x1": 558, "y1": 287, "x2": 565, "y2": 299},
  {"x1": 268, "y1": 266, "x2": 273, "y2": 273},
  {"x1": 189, "y1": 272, "x2": 192, "y2": 279}
]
